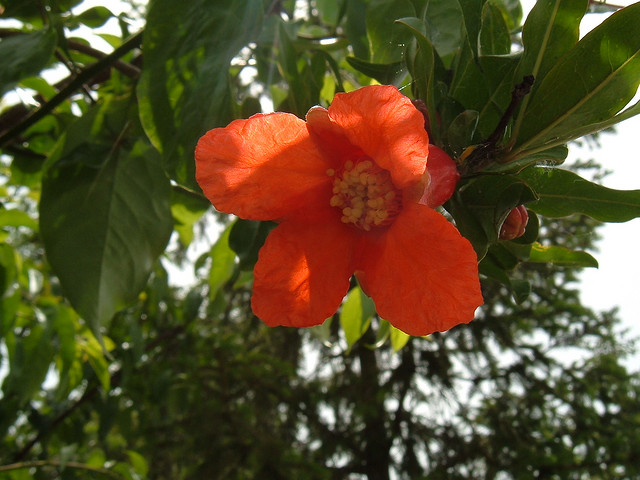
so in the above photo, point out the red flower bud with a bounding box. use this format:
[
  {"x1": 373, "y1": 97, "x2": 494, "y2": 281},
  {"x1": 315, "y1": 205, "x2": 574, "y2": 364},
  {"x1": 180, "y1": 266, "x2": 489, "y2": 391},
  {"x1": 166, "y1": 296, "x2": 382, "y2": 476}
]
[{"x1": 500, "y1": 205, "x2": 529, "y2": 240}]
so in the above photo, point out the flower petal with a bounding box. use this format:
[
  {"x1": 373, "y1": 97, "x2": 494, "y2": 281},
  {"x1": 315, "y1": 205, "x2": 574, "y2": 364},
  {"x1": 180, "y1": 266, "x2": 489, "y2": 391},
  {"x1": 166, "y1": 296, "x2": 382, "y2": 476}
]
[
  {"x1": 419, "y1": 145, "x2": 460, "y2": 208},
  {"x1": 195, "y1": 113, "x2": 333, "y2": 221},
  {"x1": 327, "y1": 85, "x2": 429, "y2": 189},
  {"x1": 252, "y1": 215, "x2": 358, "y2": 327},
  {"x1": 355, "y1": 203, "x2": 482, "y2": 336}
]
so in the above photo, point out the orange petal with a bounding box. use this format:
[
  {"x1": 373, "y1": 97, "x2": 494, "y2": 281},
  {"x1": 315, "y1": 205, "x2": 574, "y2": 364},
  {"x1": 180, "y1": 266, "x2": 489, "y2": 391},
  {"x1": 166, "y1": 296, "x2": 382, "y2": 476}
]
[
  {"x1": 327, "y1": 85, "x2": 429, "y2": 189},
  {"x1": 355, "y1": 203, "x2": 482, "y2": 336},
  {"x1": 195, "y1": 113, "x2": 333, "y2": 221},
  {"x1": 419, "y1": 145, "x2": 460, "y2": 208},
  {"x1": 252, "y1": 215, "x2": 358, "y2": 327}
]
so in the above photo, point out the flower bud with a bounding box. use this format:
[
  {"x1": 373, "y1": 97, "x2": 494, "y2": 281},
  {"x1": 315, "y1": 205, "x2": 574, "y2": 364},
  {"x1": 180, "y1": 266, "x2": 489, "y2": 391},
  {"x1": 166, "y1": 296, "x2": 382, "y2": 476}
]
[{"x1": 500, "y1": 205, "x2": 529, "y2": 240}]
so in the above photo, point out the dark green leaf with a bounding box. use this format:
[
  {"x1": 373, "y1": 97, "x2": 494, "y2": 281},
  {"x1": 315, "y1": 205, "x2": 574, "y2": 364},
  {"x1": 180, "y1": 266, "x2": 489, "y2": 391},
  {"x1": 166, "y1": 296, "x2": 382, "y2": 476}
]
[
  {"x1": 137, "y1": 0, "x2": 265, "y2": 188},
  {"x1": 514, "y1": 2, "x2": 640, "y2": 154},
  {"x1": 421, "y1": 0, "x2": 465, "y2": 62},
  {"x1": 445, "y1": 109, "x2": 479, "y2": 156},
  {"x1": 229, "y1": 219, "x2": 276, "y2": 271},
  {"x1": 40, "y1": 98, "x2": 173, "y2": 333},
  {"x1": 366, "y1": 0, "x2": 416, "y2": 63},
  {"x1": 0, "y1": 28, "x2": 57, "y2": 96},
  {"x1": 479, "y1": 1, "x2": 511, "y2": 56},
  {"x1": 446, "y1": 174, "x2": 537, "y2": 259},
  {"x1": 345, "y1": 57, "x2": 406, "y2": 85},
  {"x1": 345, "y1": 0, "x2": 369, "y2": 59},
  {"x1": 519, "y1": 167, "x2": 640, "y2": 222},
  {"x1": 476, "y1": 54, "x2": 519, "y2": 137},
  {"x1": 75, "y1": 6, "x2": 114, "y2": 28}
]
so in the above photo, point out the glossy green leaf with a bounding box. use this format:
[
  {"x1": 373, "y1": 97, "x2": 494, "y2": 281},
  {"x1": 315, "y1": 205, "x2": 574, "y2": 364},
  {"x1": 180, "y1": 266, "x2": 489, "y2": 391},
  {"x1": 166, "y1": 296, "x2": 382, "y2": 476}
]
[
  {"x1": 137, "y1": 0, "x2": 265, "y2": 188},
  {"x1": 0, "y1": 28, "x2": 57, "y2": 96},
  {"x1": 479, "y1": 1, "x2": 511, "y2": 56},
  {"x1": 208, "y1": 223, "x2": 237, "y2": 298},
  {"x1": 515, "y1": 3, "x2": 640, "y2": 154},
  {"x1": 519, "y1": 167, "x2": 640, "y2": 222},
  {"x1": 40, "y1": 98, "x2": 173, "y2": 334},
  {"x1": 515, "y1": 0, "x2": 587, "y2": 87},
  {"x1": 367, "y1": 0, "x2": 416, "y2": 63},
  {"x1": 340, "y1": 286, "x2": 375, "y2": 351},
  {"x1": 528, "y1": 243, "x2": 598, "y2": 268}
]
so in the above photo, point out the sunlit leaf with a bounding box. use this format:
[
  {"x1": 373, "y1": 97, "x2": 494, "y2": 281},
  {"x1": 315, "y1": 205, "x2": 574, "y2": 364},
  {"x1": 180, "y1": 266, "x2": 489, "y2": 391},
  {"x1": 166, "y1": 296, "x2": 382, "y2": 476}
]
[
  {"x1": 520, "y1": 167, "x2": 640, "y2": 222},
  {"x1": 340, "y1": 285, "x2": 375, "y2": 351},
  {"x1": 528, "y1": 242, "x2": 598, "y2": 268},
  {"x1": 514, "y1": 2, "x2": 640, "y2": 154}
]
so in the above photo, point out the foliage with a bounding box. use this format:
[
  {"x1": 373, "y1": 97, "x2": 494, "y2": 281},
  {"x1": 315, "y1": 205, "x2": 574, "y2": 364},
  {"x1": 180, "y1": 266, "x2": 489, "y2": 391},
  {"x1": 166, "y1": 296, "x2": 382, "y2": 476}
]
[{"x1": 1, "y1": 0, "x2": 639, "y2": 478}]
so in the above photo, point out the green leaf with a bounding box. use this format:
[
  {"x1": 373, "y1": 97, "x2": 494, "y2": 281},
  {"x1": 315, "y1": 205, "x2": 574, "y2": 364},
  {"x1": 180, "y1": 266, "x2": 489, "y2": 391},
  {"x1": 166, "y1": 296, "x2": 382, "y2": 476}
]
[
  {"x1": 137, "y1": 0, "x2": 265, "y2": 188},
  {"x1": 528, "y1": 242, "x2": 598, "y2": 268},
  {"x1": 0, "y1": 28, "x2": 57, "y2": 96},
  {"x1": 345, "y1": 0, "x2": 369, "y2": 59},
  {"x1": 519, "y1": 167, "x2": 640, "y2": 222},
  {"x1": 446, "y1": 175, "x2": 537, "y2": 259},
  {"x1": 476, "y1": 54, "x2": 519, "y2": 137},
  {"x1": 493, "y1": 0, "x2": 523, "y2": 30},
  {"x1": 208, "y1": 222, "x2": 237, "y2": 298},
  {"x1": 514, "y1": 2, "x2": 640, "y2": 154},
  {"x1": 395, "y1": 17, "x2": 438, "y2": 138},
  {"x1": 0, "y1": 209, "x2": 38, "y2": 231},
  {"x1": 171, "y1": 187, "x2": 210, "y2": 247},
  {"x1": 479, "y1": 1, "x2": 511, "y2": 56},
  {"x1": 40, "y1": 98, "x2": 173, "y2": 334},
  {"x1": 421, "y1": 1, "x2": 465, "y2": 62},
  {"x1": 366, "y1": 0, "x2": 416, "y2": 63},
  {"x1": 345, "y1": 57, "x2": 406, "y2": 85},
  {"x1": 389, "y1": 324, "x2": 411, "y2": 351},
  {"x1": 229, "y1": 219, "x2": 276, "y2": 271},
  {"x1": 340, "y1": 286, "x2": 375, "y2": 351},
  {"x1": 515, "y1": 0, "x2": 587, "y2": 86},
  {"x1": 75, "y1": 6, "x2": 114, "y2": 28},
  {"x1": 445, "y1": 109, "x2": 479, "y2": 156}
]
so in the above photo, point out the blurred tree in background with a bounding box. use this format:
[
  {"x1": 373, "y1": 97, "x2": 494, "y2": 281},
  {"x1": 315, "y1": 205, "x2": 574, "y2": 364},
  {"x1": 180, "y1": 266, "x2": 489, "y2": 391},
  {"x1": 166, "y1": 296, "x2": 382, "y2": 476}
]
[{"x1": 1, "y1": 0, "x2": 639, "y2": 478}]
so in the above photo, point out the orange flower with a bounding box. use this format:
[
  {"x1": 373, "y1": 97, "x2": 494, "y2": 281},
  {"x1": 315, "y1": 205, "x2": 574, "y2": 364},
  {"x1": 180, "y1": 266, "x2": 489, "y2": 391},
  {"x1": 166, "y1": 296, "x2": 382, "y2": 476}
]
[{"x1": 195, "y1": 85, "x2": 482, "y2": 336}]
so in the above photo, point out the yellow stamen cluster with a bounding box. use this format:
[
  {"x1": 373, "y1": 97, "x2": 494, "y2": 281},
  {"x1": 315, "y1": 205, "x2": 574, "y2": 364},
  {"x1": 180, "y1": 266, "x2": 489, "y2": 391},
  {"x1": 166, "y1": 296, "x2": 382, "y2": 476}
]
[{"x1": 328, "y1": 159, "x2": 401, "y2": 231}]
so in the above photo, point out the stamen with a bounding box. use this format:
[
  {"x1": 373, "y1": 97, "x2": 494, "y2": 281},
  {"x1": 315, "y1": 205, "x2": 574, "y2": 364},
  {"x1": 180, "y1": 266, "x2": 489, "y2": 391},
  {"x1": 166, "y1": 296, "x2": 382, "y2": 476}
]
[{"x1": 328, "y1": 158, "x2": 401, "y2": 231}]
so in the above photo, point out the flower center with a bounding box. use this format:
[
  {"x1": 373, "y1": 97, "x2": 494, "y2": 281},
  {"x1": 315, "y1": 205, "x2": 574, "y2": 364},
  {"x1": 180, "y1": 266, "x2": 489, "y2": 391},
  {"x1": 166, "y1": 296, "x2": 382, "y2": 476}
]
[{"x1": 327, "y1": 159, "x2": 401, "y2": 231}]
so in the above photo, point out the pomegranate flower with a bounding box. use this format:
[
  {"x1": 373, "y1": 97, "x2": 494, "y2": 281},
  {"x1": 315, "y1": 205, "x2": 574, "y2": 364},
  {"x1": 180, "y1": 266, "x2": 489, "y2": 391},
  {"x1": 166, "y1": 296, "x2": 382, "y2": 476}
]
[{"x1": 195, "y1": 85, "x2": 482, "y2": 336}]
